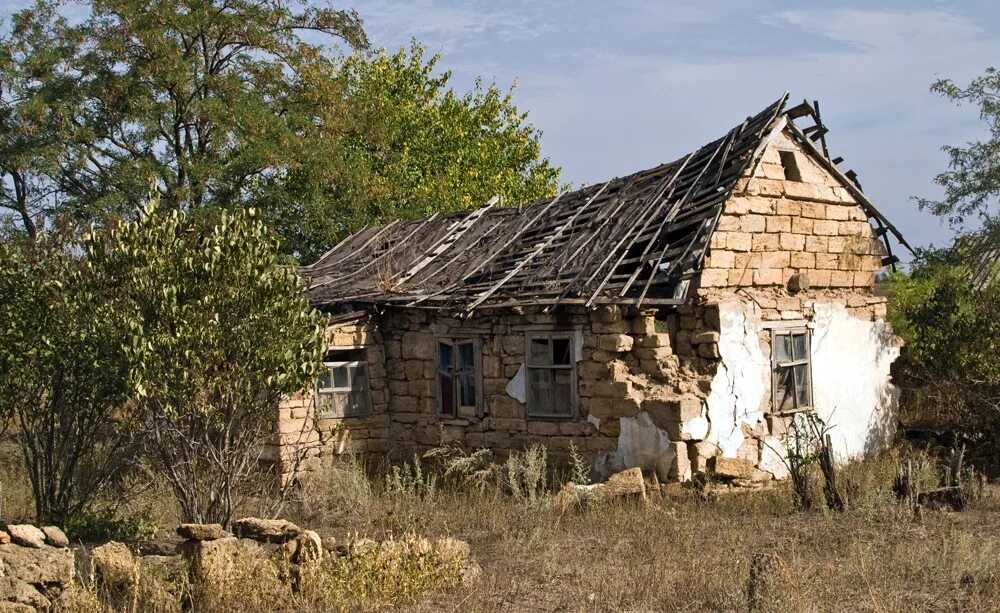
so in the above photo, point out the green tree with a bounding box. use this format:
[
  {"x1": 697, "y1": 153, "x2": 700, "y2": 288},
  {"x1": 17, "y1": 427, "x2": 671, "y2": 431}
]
[
  {"x1": 919, "y1": 67, "x2": 1000, "y2": 225},
  {"x1": 260, "y1": 43, "x2": 560, "y2": 260},
  {"x1": 2, "y1": 2, "x2": 560, "y2": 261},
  {"x1": 89, "y1": 202, "x2": 326, "y2": 525},
  {"x1": 1, "y1": 0, "x2": 366, "y2": 244},
  {"x1": 0, "y1": 227, "x2": 140, "y2": 525},
  {"x1": 887, "y1": 246, "x2": 1000, "y2": 460}
]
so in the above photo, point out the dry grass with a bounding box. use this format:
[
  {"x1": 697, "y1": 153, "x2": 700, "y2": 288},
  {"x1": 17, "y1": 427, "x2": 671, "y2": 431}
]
[
  {"x1": 287, "y1": 451, "x2": 1000, "y2": 613},
  {"x1": 7, "y1": 442, "x2": 1000, "y2": 611}
]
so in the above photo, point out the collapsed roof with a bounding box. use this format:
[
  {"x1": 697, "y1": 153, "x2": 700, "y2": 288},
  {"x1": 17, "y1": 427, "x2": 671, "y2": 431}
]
[{"x1": 304, "y1": 93, "x2": 908, "y2": 313}]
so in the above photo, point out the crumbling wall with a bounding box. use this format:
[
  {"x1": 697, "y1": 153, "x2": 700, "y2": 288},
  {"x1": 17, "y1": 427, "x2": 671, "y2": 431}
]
[
  {"x1": 271, "y1": 315, "x2": 390, "y2": 479},
  {"x1": 699, "y1": 129, "x2": 884, "y2": 291},
  {"x1": 374, "y1": 304, "x2": 722, "y2": 481},
  {"x1": 701, "y1": 291, "x2": 899, "y2": 479}
]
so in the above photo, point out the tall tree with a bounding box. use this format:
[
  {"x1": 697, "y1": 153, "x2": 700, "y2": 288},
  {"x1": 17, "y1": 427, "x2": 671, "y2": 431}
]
[
  {"x1": 89, "y1": 202, "x2": 326, "y2": 525},
  {"x1": 258, "y1": 43, "x2": 560, "y2": 260},
  {"x1": 0, "y1": 226, "x2": 141, "y2": 525},
  {"x1": 1, "y1": 2, "x2": 560, "y2": 261},
  {"x1": 1, "y1": 0, "x2": 366, "y2": 241},
  {"x1": 919, "y1": 67, "x2": 1000, "y2": 226}
]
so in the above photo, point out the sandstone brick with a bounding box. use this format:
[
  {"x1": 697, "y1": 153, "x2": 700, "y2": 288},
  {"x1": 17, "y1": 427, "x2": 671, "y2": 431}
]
[
  {"x1": 741, "y1": 214, "x2": 766, "y2": 233},
  {"x1": 710, "y1": 232, "x2": 727, "y2": 250},
  {"x1": 813, "y1": 219, "x2": 838, "y2": 236},
  {"x1": 698, "y1": 268, "x2": 729, "y2": 287},
  {"x1": 716, "y1": 215, "x2": 742, "y2": 231},
  {"x1": 783, "y1": 182, "x2": 817, "y2": 201},
  {"x1": 815, "y1": 253, "x2": 837, "y2": 269},
  {"x1": 752, "y1": 233, "x2": 780, "y2": 252},
  {"x1": 753, "y1": 178, "x2": 785, "y2": 197},
  {"x1": 791, "y1": 216, "x2": 813, "y2": 234},
  {"x1": 810, "y1": 270, "x2": 832, "y2": 287},
  {"x1": 800, "y1": 201, "x2": 825, "y2": 219},
  {"x1": 760, "y1": 251, "x2": 790, "y2": 269},
  {"x1": 725, "y1": 198, "x2": 752, "y2": 215},
  {"x1": 790, "y1": 252, "x2": 815, "y2": 268},
  {"x1": 805, "y1": 235, "x2": 827, "y2": 252},
  {"x1": 727, "y1": 232, "x2": 752, "y2": 252},
  {"x1": 778, "y1": 233, "x2": 805, "y2": 251},
  {"x1": 597, "y1": 334, "x2": 634, "y2": 353},
  {"x1": 729, "y1": 268, "x2": 753, "y2": 285},
  {"x1": 754, "y1": 268, "x2": 784, "y2": 285},
  {"x1": 631, "y1": 315, "x2": 657, "y2": 335},
  {"x1": 775, "y1": 199, "x2": 801, "y2": 216},
  {"x1": 669, "y1": 441, "x2": 692, "y2": 481},
  {"x1": 765, "y1": 216, "x2": 791, "y2": 233},
  {"x1": 826, "y1": 204, "x2": 850, "y2": 220},
  {"x1": 747, "y1": 197, "x2": 775, "y2": 215},
  {"x1": 527, "y1": 421, "x2": 559, "y2": 436},
  {"x1": 830, "y1": 270, "x2": 852, "y2": 287},
  {"x1": 853, "y1": 271, "x2": 875, "y2": 287}
]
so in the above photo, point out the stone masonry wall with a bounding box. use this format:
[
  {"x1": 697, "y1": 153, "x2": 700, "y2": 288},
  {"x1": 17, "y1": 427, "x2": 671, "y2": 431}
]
[
  {"x1": 699, "y1": 129, "x2": 884, "y2": 291},
  {"x1": 271, "y1": 316, "x2": 390, "y2": 478}
]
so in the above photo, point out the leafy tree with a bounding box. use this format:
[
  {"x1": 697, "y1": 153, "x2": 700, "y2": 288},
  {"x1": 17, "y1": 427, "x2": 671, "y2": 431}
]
[
  {"x1": 2, "y1": 2, "x2": 560, "y2": 261},
  {"x1": 0, "y1": 226, "x2": 140, "y2": 525},
  {"x1": 887, "y1": 244, "x2": 1000, "y2": 461},
  {"x1": 1, "y1": 0, "x2": 366, "y2": 245},
  {"x1": 88, "y1": 202, "x2": 326, "y2": 525},
  {"x1": 260, "y1": 43, "x2": 560, "y2": 260},
  {"x1": 919, "y1": 67, "x2": 1000, "y2": 225}
]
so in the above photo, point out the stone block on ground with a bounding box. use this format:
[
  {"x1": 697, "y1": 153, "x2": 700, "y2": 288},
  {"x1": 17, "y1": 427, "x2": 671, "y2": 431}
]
[
  {"x1": 231, "y1": 517, "x2": 302, "y2": 543},
  {"x1": 90, "y1": 541, "x2": 137, "y2": 589},
  {"x1": 591, "y1": 467, "x2": 647, "y2": 504},
  {"x1": 181, "y1": 537, "x2": 266, "y2": 588},
  {"x1": 177, "y1": 523, "x2": 230, "y2": 541},
  {"x1": 0, "y1": 532, "x2": 8, "y2": 546},
  {"x1": 5, "y1": 526, "x2": 45, "y2": 549},
  {"x1": 41, "y1": 526, "x2": 69, "y2": 548},
  {"x1": 0, "y1": 543, "x2": 74, "y2": 586}
]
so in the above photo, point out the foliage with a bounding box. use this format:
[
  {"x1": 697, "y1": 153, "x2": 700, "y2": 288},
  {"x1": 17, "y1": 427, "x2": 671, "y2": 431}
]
[
  {"x1": 886, "y1": 247, "x2": 1000, "y2": 460},
  {"x1": 918, "y1": 67, "x2": 1000, "y2": 226},
  {"x1": 567, "y1": 442, "x2": 591, "y2": 485},
  {"x1": 0, "y1": 228, "x2": 142, "y2": 524},
  {"x1": 1, "y1": 2, "x2": 560, "y2": 261},
  {"x1": 85, "y1": 200, "x2": 327, "y2": 525},
  {"x1": 502, "y1": 444, "x2": 549, "y2": 501},
  {"x1": 385, "y1": 453, "x2": 438, "y2": 499}
]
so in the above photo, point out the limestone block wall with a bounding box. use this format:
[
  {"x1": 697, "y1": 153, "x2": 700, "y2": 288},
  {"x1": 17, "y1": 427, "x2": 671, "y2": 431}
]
[
  {"x1": 702, "y1": 290, "x2": 900, "y2": 479},
  {"x1": 374, "y1": 304, "x2": 724, "y2": 481},
  {"x1": 700, "y1": 129, "x2": 884, "y2": 291},
  {"x1": 271, "y1": 315, "x2": 390, "y2": 477}
]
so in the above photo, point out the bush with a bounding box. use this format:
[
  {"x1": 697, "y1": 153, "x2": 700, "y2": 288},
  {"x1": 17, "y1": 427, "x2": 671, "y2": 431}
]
[{"x1": 887, "y1": 247, "x2": 1000, "y2": 463}]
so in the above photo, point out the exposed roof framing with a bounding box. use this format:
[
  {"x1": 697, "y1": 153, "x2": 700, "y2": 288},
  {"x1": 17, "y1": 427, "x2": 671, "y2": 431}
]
[{"x1": 303, "y1": 93, "x2": 909, "y2": 313}]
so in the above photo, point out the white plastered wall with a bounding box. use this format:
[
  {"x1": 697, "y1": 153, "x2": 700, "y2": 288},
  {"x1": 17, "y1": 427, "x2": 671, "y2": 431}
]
[{"x1": 707, "y1": 299, "x2": 900, "y2": 473}]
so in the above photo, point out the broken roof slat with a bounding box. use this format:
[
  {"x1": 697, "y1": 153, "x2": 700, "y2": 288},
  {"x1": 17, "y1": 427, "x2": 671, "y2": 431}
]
[{"x1": 304, "y1": 93, "x2": 907, "y2": 312}]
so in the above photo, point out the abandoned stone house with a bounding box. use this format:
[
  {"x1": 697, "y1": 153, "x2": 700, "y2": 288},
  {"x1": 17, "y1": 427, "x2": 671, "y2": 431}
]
[{"x1": 271, "y1": 94, "x2": 909, "y2": 483}]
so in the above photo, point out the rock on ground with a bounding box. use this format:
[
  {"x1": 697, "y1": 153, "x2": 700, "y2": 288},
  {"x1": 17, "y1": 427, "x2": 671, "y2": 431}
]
[
  {"x1": 0, "y1": 543, "x2": 74, "y2": 585},
  {"x1": 177, "y1": 523, "x2": 230, "y2": 541},
  {"x1": 4, "y1": 526, "x2": 45, "y2": 550},
  {"x1": 41, "y1": 526, "x2": 69, "y2": 548},
  {"x1": 231, "y1": 517, "x2": 302, "y2": 543},
  {"x1": 90, "y1": 541, "x2": 138, "y2": 588},
  {"x1": 181, "y1": 537, "x2": 266, "y2": 588}
]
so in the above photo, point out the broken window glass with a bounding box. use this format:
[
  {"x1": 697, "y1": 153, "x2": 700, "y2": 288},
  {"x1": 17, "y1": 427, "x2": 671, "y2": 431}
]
[
  {"x1": 316, "y1": 349, "x2": 372, "y2": 418},
  {"x1": 772, "y1": 329, "x2": 812, "y2": 413},
  {"x1": 438, "y1": 339, "x2": 480, "y2": 416},
  {"x1": 527, "y1": 334, "x2": 576, "y2": 418}
]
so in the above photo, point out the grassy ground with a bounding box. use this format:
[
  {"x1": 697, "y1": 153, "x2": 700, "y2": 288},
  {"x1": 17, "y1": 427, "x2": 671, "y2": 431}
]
[
  {"x1": 4, "y1": 443, "x2": 1000, "y2": 611},
  {"x1": 283, "y1": 452, "x2": 1000, "y2": 612}
]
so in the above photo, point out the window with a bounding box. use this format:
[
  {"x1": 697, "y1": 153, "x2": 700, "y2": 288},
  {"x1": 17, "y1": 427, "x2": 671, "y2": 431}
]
[
  {"x1": 526, "y1": 334, "x2": 576, "y2": 418},
  {"x1": 771, "y1": 329, "x2": 812, "y2": 413},
  {"x1": 438, "y1": 339, "x2": 479, "y2": 417},
  {"x1": 316, "y1": 349, "x2": 371, "y2": 418},
  {"x1": 779, "y1": 150, "x2": 803, "y2": 182}
]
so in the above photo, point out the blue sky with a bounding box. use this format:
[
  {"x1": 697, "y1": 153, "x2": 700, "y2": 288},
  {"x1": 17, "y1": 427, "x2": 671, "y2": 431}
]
[
  {"x1": 5, "y1": 1, "x2": 998, "y2": 254},
  {"x1": 357, "y1": 0, "x2": 1000, "y2": 254}
]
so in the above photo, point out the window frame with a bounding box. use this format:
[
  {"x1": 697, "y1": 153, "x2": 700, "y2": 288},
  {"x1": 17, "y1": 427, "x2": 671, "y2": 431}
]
[
  {"x1": 524, "y1": 332, "x2": 578, "y2": 420},
  {"x1": 315, "y1": 349, "x2": 373, "y2": 419},
  {"x1": 436, "y1": 336, "x2": 483, "y2": 418},
  {"x1": 770, "y1": 327, "x2": 814, "y2": 415}
]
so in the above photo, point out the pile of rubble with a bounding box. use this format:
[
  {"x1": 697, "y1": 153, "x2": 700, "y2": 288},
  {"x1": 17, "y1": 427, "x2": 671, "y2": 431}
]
[{"x1": 0, "y1": 524, "x2": 73, "y2": 611}]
